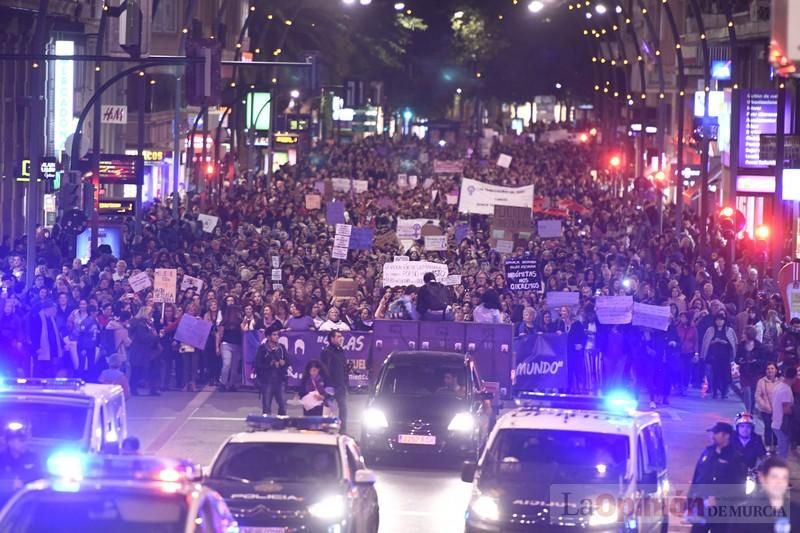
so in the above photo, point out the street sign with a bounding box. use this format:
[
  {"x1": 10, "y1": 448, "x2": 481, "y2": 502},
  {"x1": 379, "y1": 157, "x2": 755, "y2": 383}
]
[{"x1": 759, "y1": 134, "x2": 800, "y2": 165}]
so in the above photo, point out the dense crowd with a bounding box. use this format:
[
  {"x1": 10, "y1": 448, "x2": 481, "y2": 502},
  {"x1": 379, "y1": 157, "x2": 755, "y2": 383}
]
[{"x1": 0, "y1": 130, "x2": 798, "y2": 449}]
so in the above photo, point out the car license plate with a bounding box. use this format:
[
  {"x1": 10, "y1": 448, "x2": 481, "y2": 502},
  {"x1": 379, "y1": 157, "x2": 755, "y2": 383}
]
[
  {"x1": 398, "y1": 434, "x2": 436, "y2": 445},
  {"x1": 240, "y1": 528, "x2": 286, "y2": 533}
]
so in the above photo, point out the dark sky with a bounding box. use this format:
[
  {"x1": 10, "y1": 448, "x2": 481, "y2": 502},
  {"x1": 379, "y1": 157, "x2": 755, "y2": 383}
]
[{"x1": 389, "y1": 0, "x2": 594, "y2": 111}]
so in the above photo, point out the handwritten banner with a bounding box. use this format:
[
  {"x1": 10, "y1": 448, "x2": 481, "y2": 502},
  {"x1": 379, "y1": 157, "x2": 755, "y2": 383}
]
[{"x1": 596, "y1": 296, "x2": 634, "y2": 325}]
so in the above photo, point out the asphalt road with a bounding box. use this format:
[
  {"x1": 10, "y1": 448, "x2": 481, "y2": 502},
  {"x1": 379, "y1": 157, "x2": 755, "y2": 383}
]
[{"x1": 128, "y1": 388, "x2": 743, "y2": 533}]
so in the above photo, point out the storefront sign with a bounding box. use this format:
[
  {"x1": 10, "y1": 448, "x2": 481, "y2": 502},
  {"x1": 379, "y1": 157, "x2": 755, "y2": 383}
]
[{"x1": 739, "y1": 90, "x2": 793, "y2": 170}]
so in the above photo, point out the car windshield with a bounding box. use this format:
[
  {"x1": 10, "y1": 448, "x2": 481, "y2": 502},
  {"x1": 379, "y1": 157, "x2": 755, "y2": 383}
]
[
  {"x1": 482, "y1": 429, "x2": 629, "y2": 483},
  {"x1": 211, "y1": 443, "x2": 340, "y2": 482},
  {"x1": 0, "y1": 491, "x2": 188, "y2": 533},
  {"x1": 378, "y1": 361, "x2": 468, "y2": 398},
  {"x1": 0, "y1": 399, "x2": 90, "y2": 441}
]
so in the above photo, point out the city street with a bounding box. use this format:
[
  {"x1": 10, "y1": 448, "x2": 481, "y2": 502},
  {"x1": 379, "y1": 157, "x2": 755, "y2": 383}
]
[{"x1": 129, "y1": 388, "x2": 743, "y2": 533}]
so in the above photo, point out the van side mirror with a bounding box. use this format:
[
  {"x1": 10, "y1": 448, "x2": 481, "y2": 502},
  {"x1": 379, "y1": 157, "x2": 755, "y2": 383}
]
[{"x1": 461, "y1": 461, "x2": 477, "y2": 483}]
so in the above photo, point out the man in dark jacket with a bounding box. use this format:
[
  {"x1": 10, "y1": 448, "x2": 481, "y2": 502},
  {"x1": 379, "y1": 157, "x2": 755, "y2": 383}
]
[
  {"x1": 730, "y1": 413, "x2": 766, "y2": 471},
  {"x1": 321, "y1": 330, "x2": 349, "y2": 429},
  {"x1": 253, "y1": 329, "x2": 290, "y2": 415},
  {"x1": 688, "y1": 422, "x2": 748, "y2": 532},
  {"x1": 730, "y1": 457, "x2": 800, "y2": 532},
  {"x1": 416, "y1": 272, "x2": 452, "y2": 321}
]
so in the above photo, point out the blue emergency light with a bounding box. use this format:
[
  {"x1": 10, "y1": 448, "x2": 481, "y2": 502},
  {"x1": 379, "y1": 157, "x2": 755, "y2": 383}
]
[
  {"x1": 47, "y1": 450, "x2": 201, "y2": 482},
  {"x1": 245, "y1": 415, "x2": 341, "y2": 433},
  {"x1": 514, "y1": 390, "x2": 639, "y2": 414},
  {"x1": 0, "y1": 378, "x2": 85, "y2": 391}
]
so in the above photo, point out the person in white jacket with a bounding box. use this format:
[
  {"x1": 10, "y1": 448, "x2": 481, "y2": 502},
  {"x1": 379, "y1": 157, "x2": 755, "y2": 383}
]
[{"x1": 755, "y1": 361, "x2": 780, "y2": 450}]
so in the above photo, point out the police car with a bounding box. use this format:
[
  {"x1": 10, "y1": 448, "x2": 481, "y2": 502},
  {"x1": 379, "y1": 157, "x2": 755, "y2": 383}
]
[
  {"x1": 0, "y1": 378, "x2": 127, "y2": 456},
  {"x1": 0, "y1": 453, "x2": 238, "y2": 532},
  {"x1": 461, "y1": 392, "x2": 669, "y2": 532},
  {"x1": 205, "y1": 416, "x2": 380, "y2": 533}
]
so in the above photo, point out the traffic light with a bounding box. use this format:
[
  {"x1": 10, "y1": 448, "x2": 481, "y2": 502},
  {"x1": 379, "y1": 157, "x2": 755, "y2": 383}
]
[
  {"x1": 609, "y1": 155, "x2": 622, "y2": 168},
  {"x1": 718, "y1": 206, "x2": 745, "y2": 235},
  {"x1": 58, "y1": 171, "x2": 82, "y2": 211},
  {"x1": 754, "y1": 225, "x2": 770, "y2": 240}
]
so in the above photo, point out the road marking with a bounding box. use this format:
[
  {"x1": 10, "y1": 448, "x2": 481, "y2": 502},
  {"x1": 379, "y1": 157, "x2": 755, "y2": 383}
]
[
  {"x1": 189, "y1": 416, "x2": 247, "y2": 421},
  {"x1": 144, "y1": 389, "x2": 216, "y2": 454}
]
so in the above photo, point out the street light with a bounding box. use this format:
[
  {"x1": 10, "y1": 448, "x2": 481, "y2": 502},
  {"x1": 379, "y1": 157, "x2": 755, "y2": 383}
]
[
  {"x1": 290, "y1": 89, "x2": 300, "y2": 98},
  {"x1": 594, "y1": 4, "x2": 607, "y2": 14},
  {"x1": 394, "y1": 2, "x2": 405, "y2": 10},
  {"x1": 528, "y1": 1, "x2": 544, "y2": 13},
  {"x1": 555, "y1": 82, "x2": 562, "y2": 89},
  {"x1": 359, "y1": 0, "x2": 372, "y2": 5},
  {"x1": 615, "y1": 5, "x2": 623, "y2": 13},
  {"x1": 453, "y1": 10, "x2": 465, "y2": 18},
  {"x1": 342, "y1": 0, "x2": 356, "y2": 4}
]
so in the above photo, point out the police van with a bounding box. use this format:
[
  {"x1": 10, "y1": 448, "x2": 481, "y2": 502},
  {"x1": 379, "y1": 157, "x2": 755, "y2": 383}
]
[
  {"x1": 0, "y1": 453, "x2": 238, "y2": 532},
  {"x1": 0, "y1": 379, "x2": 127, "y2": 456},
  {"x1": 461, "y1": 392, "x2": 669, "y2": 532},
  {"x1": 205, "y1": 415, "x2": 380, "y2": 533}
]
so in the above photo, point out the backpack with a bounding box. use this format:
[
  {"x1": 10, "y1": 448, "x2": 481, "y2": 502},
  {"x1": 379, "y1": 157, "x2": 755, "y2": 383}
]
[
  {"x1": 386, "y1": 298, "x2": 412, "y2": 320},
  {"x1": 98, "y1": 327, "x2": 119, "y2": 358},
  {"x1": 425, "y1": 282, "x2": 450, "y2": 311}
]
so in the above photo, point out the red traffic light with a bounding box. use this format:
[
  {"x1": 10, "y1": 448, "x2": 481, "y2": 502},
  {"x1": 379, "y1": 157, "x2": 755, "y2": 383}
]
[
  {"x1": 205, "y1": 163, "x2": 215, "y2": 176},
  {"x1": 718, "y1": 206, "x2": 745, "y2": 234},
  {"x1": 609, "y1": 155, "x2": 622, "y2": 168},
  {"x1": 719, "y1": 206, "x2": 735, "y2": 218}
]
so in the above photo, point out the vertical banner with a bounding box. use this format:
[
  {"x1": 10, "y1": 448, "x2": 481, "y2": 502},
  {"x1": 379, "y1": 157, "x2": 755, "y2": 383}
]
[
  {"x1": 512, "y1": 332, "x2": 569, "y2": 393},
  {"x1": 418, "y1": 321, "x2": 466, "y2": 353},
  {"x1": 464, "y1": 323, "x2": 513, "y2": 396}
]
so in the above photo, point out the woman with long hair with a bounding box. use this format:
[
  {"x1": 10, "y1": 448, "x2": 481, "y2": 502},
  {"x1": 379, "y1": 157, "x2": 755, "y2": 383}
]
[
  {"x1": 755, "y1": 362, "x2": 780, "y2": 450},
  {"x1": 203, "y1": 299, "x2": 223, "y2": 385}
]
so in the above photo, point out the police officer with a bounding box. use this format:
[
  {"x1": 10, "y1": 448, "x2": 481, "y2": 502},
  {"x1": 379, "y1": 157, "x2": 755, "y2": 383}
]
[
  {"x1": 0, "y1": 422, "x2": 42, "y2": 505},
  {"x1": 321, "y1": 330, "x2": 349, "y2": 431},
  {"x1": 730, "y1": 413, "x2": 767, "y2": 471},
  {"x1": 688, "y1": 422, "x2": 748, "y2": 533}
]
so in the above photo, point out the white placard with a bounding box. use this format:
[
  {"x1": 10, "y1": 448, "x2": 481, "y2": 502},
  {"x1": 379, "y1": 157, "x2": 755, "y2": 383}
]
[
  {"x1": 408, "y1": 175, "x2": 419, "y2": 188},
  {"x1": 180, "y1": 275, "x2": 204, "y2": 293},
  {"x1": 271, "y1": 268, "x2": 283, "y2": 281},
  {"x1": 632, "y1": 303, "x2": 672, "y2": 331},
  {"x1": 332, "y1": 246, "x2": 349, "y2": 260},
  {"x1": 495, "y1": 239, "x2": 514, "y2": 254},
  {"x1": 424, "y1": 235, "x2": 448, "y2": 251},
  {"x1": 331, "y1": 178, "x2": 351, "y2": 192},
  {"x1": 271, "y1": 256, "x2": 280, "y2": 268},
  {"x1": 382, "y1": 261, "x2": 449, "y2": 287},
  {"x1": 353, "y1": 179, "x2": 369, "y2": 194},
  {"x1": 128, "y1": 271, "x2": 152, "y2": 293},
  {"x1": 596, "y1": 296, "x2": 634, "y2": 325},
  {"x1": 537, "y1": 219, "x2": 563, "y2": 239},
  {"x1": 394, "y1": 256, "x2": 410, "y2": 262},
  {"x1": 445, "y1": 275, "x2": 462, "y2": 286},
  {"x1": 397, "y1": 174, "x2": 408, "y2": 189},
  {"x1": 397, "y1": 218, "x2": 436, "y2": 240},
  {"x1": 446, "y1": 193, "x2": 458, "y2": 205},
  {"x1": 101, "y1": 105, "x2": 127, "y2": 124},
  {"x1": 335, "y1": 223, "x2": 352, "y2": 237},
  {"x1": 497, "y1": 153, "x2": 512, "y2": 168},
  {"x1": 273, "y1": 283, "x2": 284, "y2": 291},
  {"x1": 458, "y1": 178, "x2": 535, "y2": 215},
  {"x1": 334, "y1": 235, "x2": 351, "y2": 248},
  {"x1": 545, "y1": 291, "x2": 580, "y2": 309},
  {"x1": 153, "y1": 268, "x2": 177, "y2": 304},
  {"x1": 198, "y1": 214, "x2": 219, "y2": 233}
]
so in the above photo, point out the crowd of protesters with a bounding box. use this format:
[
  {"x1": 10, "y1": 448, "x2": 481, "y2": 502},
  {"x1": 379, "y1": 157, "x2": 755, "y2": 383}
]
[{"x1": 0, "y1": 130, "x2": 798, "y2": 443}]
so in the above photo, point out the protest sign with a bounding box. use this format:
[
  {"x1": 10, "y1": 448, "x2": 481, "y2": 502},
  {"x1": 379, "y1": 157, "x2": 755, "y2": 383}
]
[
  {"x1": 513, "y1": 332, "x2": 568, "y2": 392},
  {"x1": 493, "y1": 205, "x2": 532, "y2": 233},
  {"x1": 495, "y1": 239, "x2": 514, "y2": 254},
  {"x1": 180, "y1": 275, "x2": 204, "y2": 293},
  {"x1": 128, "y1": 271, "x2": 151, "y2": 293},
  {"x1": 331, "y1": 177, "x2": 351, "y2": 192},
  {"x1": 353, "y1": 179, "x2": 369, "y2": 194},
  {"x1": 397, "y1": 218, "x2": 435, "y2": 240},
  {"x1": 349, "y1": 227, "x2": 374, "y2": 250},
  {"x1": 374, "y1": 231, "x2": 398, "y2": 248},
  {"x1": 632, "y1": 303, "x2": 672, "y2": 331},
  {"x1": 433, "y1": 160, "x2": 464, "y2": 174},
  {"x1": 332, "y1": 246, "x2": 348, "y2": 260},
  {"x1": 198, "y1": 214, "x2": 219, "y2": 233},
  {"x1": 422, "y1": 177, "x2": 434, "y2": 189},
  {"x1": 444, "y1": 274, "x2": 462, "y2": 286},
  {"x1": 333, "y1": 235, "x2": 351, "y2": 248},
  {"x1": 397, "y1": 174, "x2": 408, "y2": 189},
  {"x1": 408, "y1": 175, "x2": 418, "y2": 188},
  {"x1": 458, "y1": 178, "x2": 535, "y2": 215},
  {"x1": 326, "y1": 202, "x2": 346, "y2": 225},
  {"x1": 545, "y1": 291, "x2": 580, "y2": 309},
  {"x1": 153, "y1": 268, "x2": 177, "y2": 303},
  {"x1": 305, "y1": 194, "x2": 322, "y2": 210},
  {"x1": 382, "y1": 261, "x2": 448, "y2": 287},
  {"x1": 273, "y1": 283, "x2": 284, "y2": 291},
  {"x1": 504, "y1": 258, "x2": 541, "y2": 292},
  {"x1": 332, "y1": 278, "x2": 358, "y2": 299},
  {"x1": 420, "y1": 223, "x2": 443, "y2": 237},
  {"x1": 446, "y1": 193, "x2": 459, "y2": 205},
  {"x1": 537, "y1": 219, "x2": 563, "y2": 239},
  {"x1": 497, "y1": 153, "x2": 513, "y2": 168},
  {"x1": 424, "y1": 235, "x2": 448, "y2": 251},
  {"x1": 335, "y1": 223, "x2": 352, "y2": 237},
  {"x1": 174, "y1": 314, "x2": 213, "y2": 350},
  {"x1": 271, "y1": 256, "x2": 280, "y2": 268},
  {"x1": 596, "y1": 296, "x2": 634, "y2": 325},
  {"x1": 271, "y1": 268, "x2": 282, "y2": 281},
  {"x1": 394, "y1": 255, "x2": 409, "y2": 262}
]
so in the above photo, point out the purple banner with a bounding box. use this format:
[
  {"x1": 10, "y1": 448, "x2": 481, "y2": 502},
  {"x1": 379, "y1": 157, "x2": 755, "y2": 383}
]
[
  {"x1": 464, "y1": 323, "x2": 513, "y2": 396},
  {"x1": 243, "y1": 331, "x2": 262, "y2": 387},
  {"x1": 370, "y1": 320, "x2": 420, "y2": 378},
  {"x1": 512, "y1": 332, "x2": 568, "y2": 393},
  {"x1": 326, "y1": 202, "x2": 346, "y2": 225},
  {"x1": 418, "y1": 321, "x2": 466, "y2": 353}
]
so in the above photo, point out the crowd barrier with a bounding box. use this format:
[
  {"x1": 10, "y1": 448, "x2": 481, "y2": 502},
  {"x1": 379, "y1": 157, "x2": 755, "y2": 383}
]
[{"x1": 242, "y1": 320, "x2": 515, "y2": 394}]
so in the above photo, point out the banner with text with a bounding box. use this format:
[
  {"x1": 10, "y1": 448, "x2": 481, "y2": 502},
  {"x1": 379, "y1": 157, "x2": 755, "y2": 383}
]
[
  {"x1": 382, "y1": 261, "x2": 449, "y2": 287},
  {"x1": 513, "y1": 332, "x2": 568, "y2": 393},
  {"x1": 596, "y1": 296, "x2": 634, "y2": 325},
  {"x1": 504, "y1": 257, "x2": 542, "y2": 292},
  {"x1": 458, "y1": 178, "x2": 535, "y2": 215}
]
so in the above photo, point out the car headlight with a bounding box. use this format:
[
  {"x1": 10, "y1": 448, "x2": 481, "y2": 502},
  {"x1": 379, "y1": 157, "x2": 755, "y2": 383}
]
[
  {"x1": 308, "y1": 494, "x2": 346, "y2": 521},
  {"x1": 363, "y1": 408, "x2": 388, "y2": 430},
  {"x1": 448, "y1": 412, "x2": 474, "y2": 432},
  {"x1": 470, "y1": 495, "x2": 499, "y2": 522}
]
